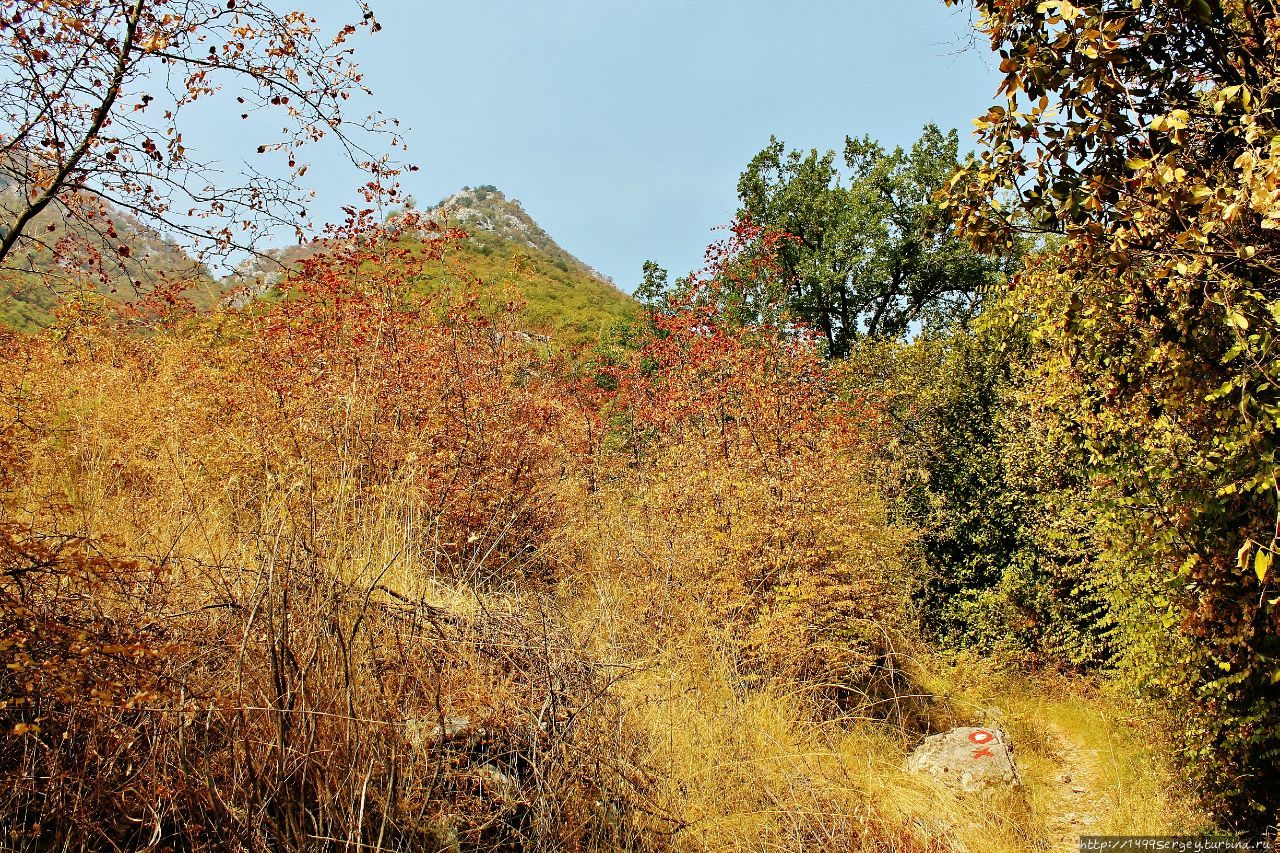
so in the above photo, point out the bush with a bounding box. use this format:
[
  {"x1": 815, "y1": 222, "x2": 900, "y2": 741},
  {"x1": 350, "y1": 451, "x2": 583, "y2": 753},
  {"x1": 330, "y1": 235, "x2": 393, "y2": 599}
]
[
  {"x1": 569, "y1": 280, "x2": 919, "y2": 722},
  {"x1": 1006, "y1": 253, "x2": 1280, "y2": 827},
  {"x1": 842, "y1": 305, "x2": 1111, "y2": 671},
  {"x1": 0, "y1": 226, "x2": 658, "y2": 851}
]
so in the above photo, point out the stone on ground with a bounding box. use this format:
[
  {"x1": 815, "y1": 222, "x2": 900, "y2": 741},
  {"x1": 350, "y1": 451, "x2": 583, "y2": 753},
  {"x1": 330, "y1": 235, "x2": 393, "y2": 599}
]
[{"x1": 906, "y1": 726, "x2": 1020, "y2": 793}]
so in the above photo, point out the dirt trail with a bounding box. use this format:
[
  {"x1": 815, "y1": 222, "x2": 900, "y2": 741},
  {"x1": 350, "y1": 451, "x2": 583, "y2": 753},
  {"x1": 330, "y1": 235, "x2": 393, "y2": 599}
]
[{"x1": 1043, "y1": 722, "x2": 1109, "y2": 852}]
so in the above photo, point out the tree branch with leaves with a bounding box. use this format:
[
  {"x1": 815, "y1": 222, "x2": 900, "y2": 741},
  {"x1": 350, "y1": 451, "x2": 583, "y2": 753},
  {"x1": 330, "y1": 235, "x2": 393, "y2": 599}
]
[{"x1": 0, "y1": 0, "x2": 408, "y2": 292}]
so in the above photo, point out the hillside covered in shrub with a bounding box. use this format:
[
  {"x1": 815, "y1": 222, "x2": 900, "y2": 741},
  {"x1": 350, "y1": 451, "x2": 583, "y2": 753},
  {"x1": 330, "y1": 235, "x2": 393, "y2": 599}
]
[{"x1": 2, "y1": 0, "x2": 1278, "y2": 850}]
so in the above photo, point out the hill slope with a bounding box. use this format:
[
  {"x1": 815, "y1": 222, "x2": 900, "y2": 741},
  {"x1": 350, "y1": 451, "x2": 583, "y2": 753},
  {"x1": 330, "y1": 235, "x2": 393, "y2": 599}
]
[
  {"x1": 421, "y1": 186, "x2": 636, "y2": 347},
  {"x1": 229, "y1": 186, "x2": 639, "y2": 349},
  {"x1": 0, "y1": 185, "x2": 639, "y2": 348},
  {"x1": 429, "y1": 186, "x2": 610, "y2": 281},
  {"x1": 0, "y1": 187, "x2": 219, "y2": 331}
]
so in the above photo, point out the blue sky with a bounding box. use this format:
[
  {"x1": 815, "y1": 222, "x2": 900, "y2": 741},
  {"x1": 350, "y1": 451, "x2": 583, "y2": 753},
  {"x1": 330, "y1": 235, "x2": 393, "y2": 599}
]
[{"x1": 275, "y1": 0, "x2": 1001, "y2": 290}]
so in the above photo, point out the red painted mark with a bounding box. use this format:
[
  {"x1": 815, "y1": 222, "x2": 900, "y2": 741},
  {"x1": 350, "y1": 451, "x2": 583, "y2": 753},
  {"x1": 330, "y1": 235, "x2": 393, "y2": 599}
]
[{"x1": 969, "y1": 729, "x2": 996, "y2": 759}]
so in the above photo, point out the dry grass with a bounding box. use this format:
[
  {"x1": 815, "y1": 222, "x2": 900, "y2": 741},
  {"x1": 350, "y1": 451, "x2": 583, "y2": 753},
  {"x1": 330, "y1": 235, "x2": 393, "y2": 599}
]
[
  {"x1": 917, "y1": 655, "x2": 1213, "y2": 844},
  {"x1": 557, "y1": 432, "x2": 1037, "y2": 851},
  {"x1": 0, "y1": 301, "x2": 657, "y2": 850}
]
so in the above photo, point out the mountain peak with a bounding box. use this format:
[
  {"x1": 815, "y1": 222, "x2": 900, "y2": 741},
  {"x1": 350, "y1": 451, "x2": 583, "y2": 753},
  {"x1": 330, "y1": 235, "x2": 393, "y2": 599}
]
[{"x1": 427, "y1": 186, "x2": 611, "y2": 284}]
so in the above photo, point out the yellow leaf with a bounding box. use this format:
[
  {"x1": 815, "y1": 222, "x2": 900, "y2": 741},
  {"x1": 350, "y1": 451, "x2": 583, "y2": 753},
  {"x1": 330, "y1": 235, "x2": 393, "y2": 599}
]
[
  {"x1": 1152, "y1": 110, "x2": 1190, "y2": 132},
  {"x1": 1238, "y1": 540, "x2": 1253, "y2": 569},
  {"x1": 1256, "y1": 548, "x2": 1272, "y2": 583}
]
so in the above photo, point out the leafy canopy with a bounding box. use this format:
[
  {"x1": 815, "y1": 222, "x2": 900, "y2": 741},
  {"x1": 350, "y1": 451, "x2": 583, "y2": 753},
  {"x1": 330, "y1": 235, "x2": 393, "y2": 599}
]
[
  {"x1": 0, "y1": 0, "x2": 405, "y2": 290},
  {"x1": 734, "y1": 125, "x2": 1004, "y2": 355},
  {"x1": 943, "y1": 0, "x2": 1280, "y2": 826}
]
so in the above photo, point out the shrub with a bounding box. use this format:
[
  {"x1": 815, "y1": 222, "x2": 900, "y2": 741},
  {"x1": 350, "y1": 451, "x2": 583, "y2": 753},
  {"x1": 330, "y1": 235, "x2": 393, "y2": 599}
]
[
  {"x1": 842, "y1": 306, "x2": 1111, "y2": 670},
  {"x1": 0, "y1": 223, "x2": 657, "y2": 851},
  {"x1": 569, "y1": 242, "x2": 918, "y2": 720}
]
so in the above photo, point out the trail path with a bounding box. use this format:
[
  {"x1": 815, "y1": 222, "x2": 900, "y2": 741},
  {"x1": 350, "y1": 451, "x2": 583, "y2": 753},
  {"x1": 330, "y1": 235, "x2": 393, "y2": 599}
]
[{"x1": 1042, "y1": 722, "x2": 1109, "y2": 852}]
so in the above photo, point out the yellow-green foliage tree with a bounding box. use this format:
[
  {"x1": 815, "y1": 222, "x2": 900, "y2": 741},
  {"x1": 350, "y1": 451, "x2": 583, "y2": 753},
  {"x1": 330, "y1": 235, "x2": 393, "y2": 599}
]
[
  {"x1": 844, "y1": 302, "x2": 1112, "y2": 671},
  {"x1": 944, "y1": 0, "x2": 1280, "y2": 826}
]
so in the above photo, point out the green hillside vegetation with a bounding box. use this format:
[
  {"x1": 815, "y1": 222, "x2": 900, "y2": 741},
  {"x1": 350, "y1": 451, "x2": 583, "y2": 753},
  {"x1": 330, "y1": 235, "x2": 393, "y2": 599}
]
[
  {"x1": 0, "y1": 269, "x2": 224, "y2": 331},
  {"x1": 417, "y1": 185, "x2": 638, "y2": 348},
  {"x1": 0, "y1": 187, "x2": 638, "y2": 350},
  {"x1": 424, "y1": 232, "x2": 638, "y2": 350},
  {"x1": 428, "y1": 185, "x2": 600, "y2": 277},
  {"x1": 239, "y1": 228, "x2": 639, "y2": 351},
  {"x1": 0, "y1": 199, "x2": 219, "y2": 331},
  {"x1": 0, "y1": 270, "x2": 59, "y2": 330}
]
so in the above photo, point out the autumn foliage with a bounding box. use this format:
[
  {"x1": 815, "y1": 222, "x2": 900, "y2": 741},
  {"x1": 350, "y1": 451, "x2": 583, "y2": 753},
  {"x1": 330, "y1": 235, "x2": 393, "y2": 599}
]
[
  {"x1": 0, "y1": 220, "x2": 638, "y2": 849},
  {"x1": 939, "y1": 0, "x2": 1280, "y2": 826},
  {"x1": 0, "y1": 193, "x2": 967, "y2": 849},
  {"x1": 10, "y1": 0, "x2": 1269, "y2": 844},
  {"x1": 581, "y1": 223, "x2": 911, "y2": 713}
]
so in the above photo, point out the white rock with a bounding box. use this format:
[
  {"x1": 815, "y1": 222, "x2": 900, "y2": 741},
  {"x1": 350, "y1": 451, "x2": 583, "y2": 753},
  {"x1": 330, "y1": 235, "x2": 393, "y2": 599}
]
[{"x1": 906, "y1": 726, "x2": 1020, "y2": 792}]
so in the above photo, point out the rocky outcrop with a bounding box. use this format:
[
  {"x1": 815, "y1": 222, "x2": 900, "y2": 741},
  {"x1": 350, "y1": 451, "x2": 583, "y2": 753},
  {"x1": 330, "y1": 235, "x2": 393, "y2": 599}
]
[
  {"x1": 428, "y1": 186, "x2": 614, "y2": 284},
  {"x1": 906, "y1": 726, "x2": 1020, "y2": 792}
]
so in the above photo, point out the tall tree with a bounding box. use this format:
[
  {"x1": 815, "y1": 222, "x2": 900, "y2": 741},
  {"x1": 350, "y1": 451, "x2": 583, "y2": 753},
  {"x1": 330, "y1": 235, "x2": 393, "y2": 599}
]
[
  {"x1": 942, "y1": 0, "x2": 1280, "y2": 827},
  {"x1": 735, "y1": 125, "x2": 1002, "y2": 356},
  {"x1": 0, "y1": 0, "x2": 404, "y2": 286}
]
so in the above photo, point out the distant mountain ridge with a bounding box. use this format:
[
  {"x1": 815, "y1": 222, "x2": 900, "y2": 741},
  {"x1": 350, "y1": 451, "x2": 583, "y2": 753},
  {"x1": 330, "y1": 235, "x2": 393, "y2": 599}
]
[
  {"x1": 416, "y1": 185, "x2": 636, "y2": 347},
  {"x1": 0, "y1": 185, "x2": 218, "y2": 330}
]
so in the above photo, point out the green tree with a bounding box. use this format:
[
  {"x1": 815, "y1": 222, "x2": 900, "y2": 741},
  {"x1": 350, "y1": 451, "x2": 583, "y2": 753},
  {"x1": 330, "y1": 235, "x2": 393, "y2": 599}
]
[
  {"x1": 846, "y1": 295, "x2": 1110, "y2": 670},
  {"x1": 735, "y1": 125, "x2": 1003, "y2": 355},
  {"x1": 634, "y1": 260, "x2": 670, "y2": 309}
]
